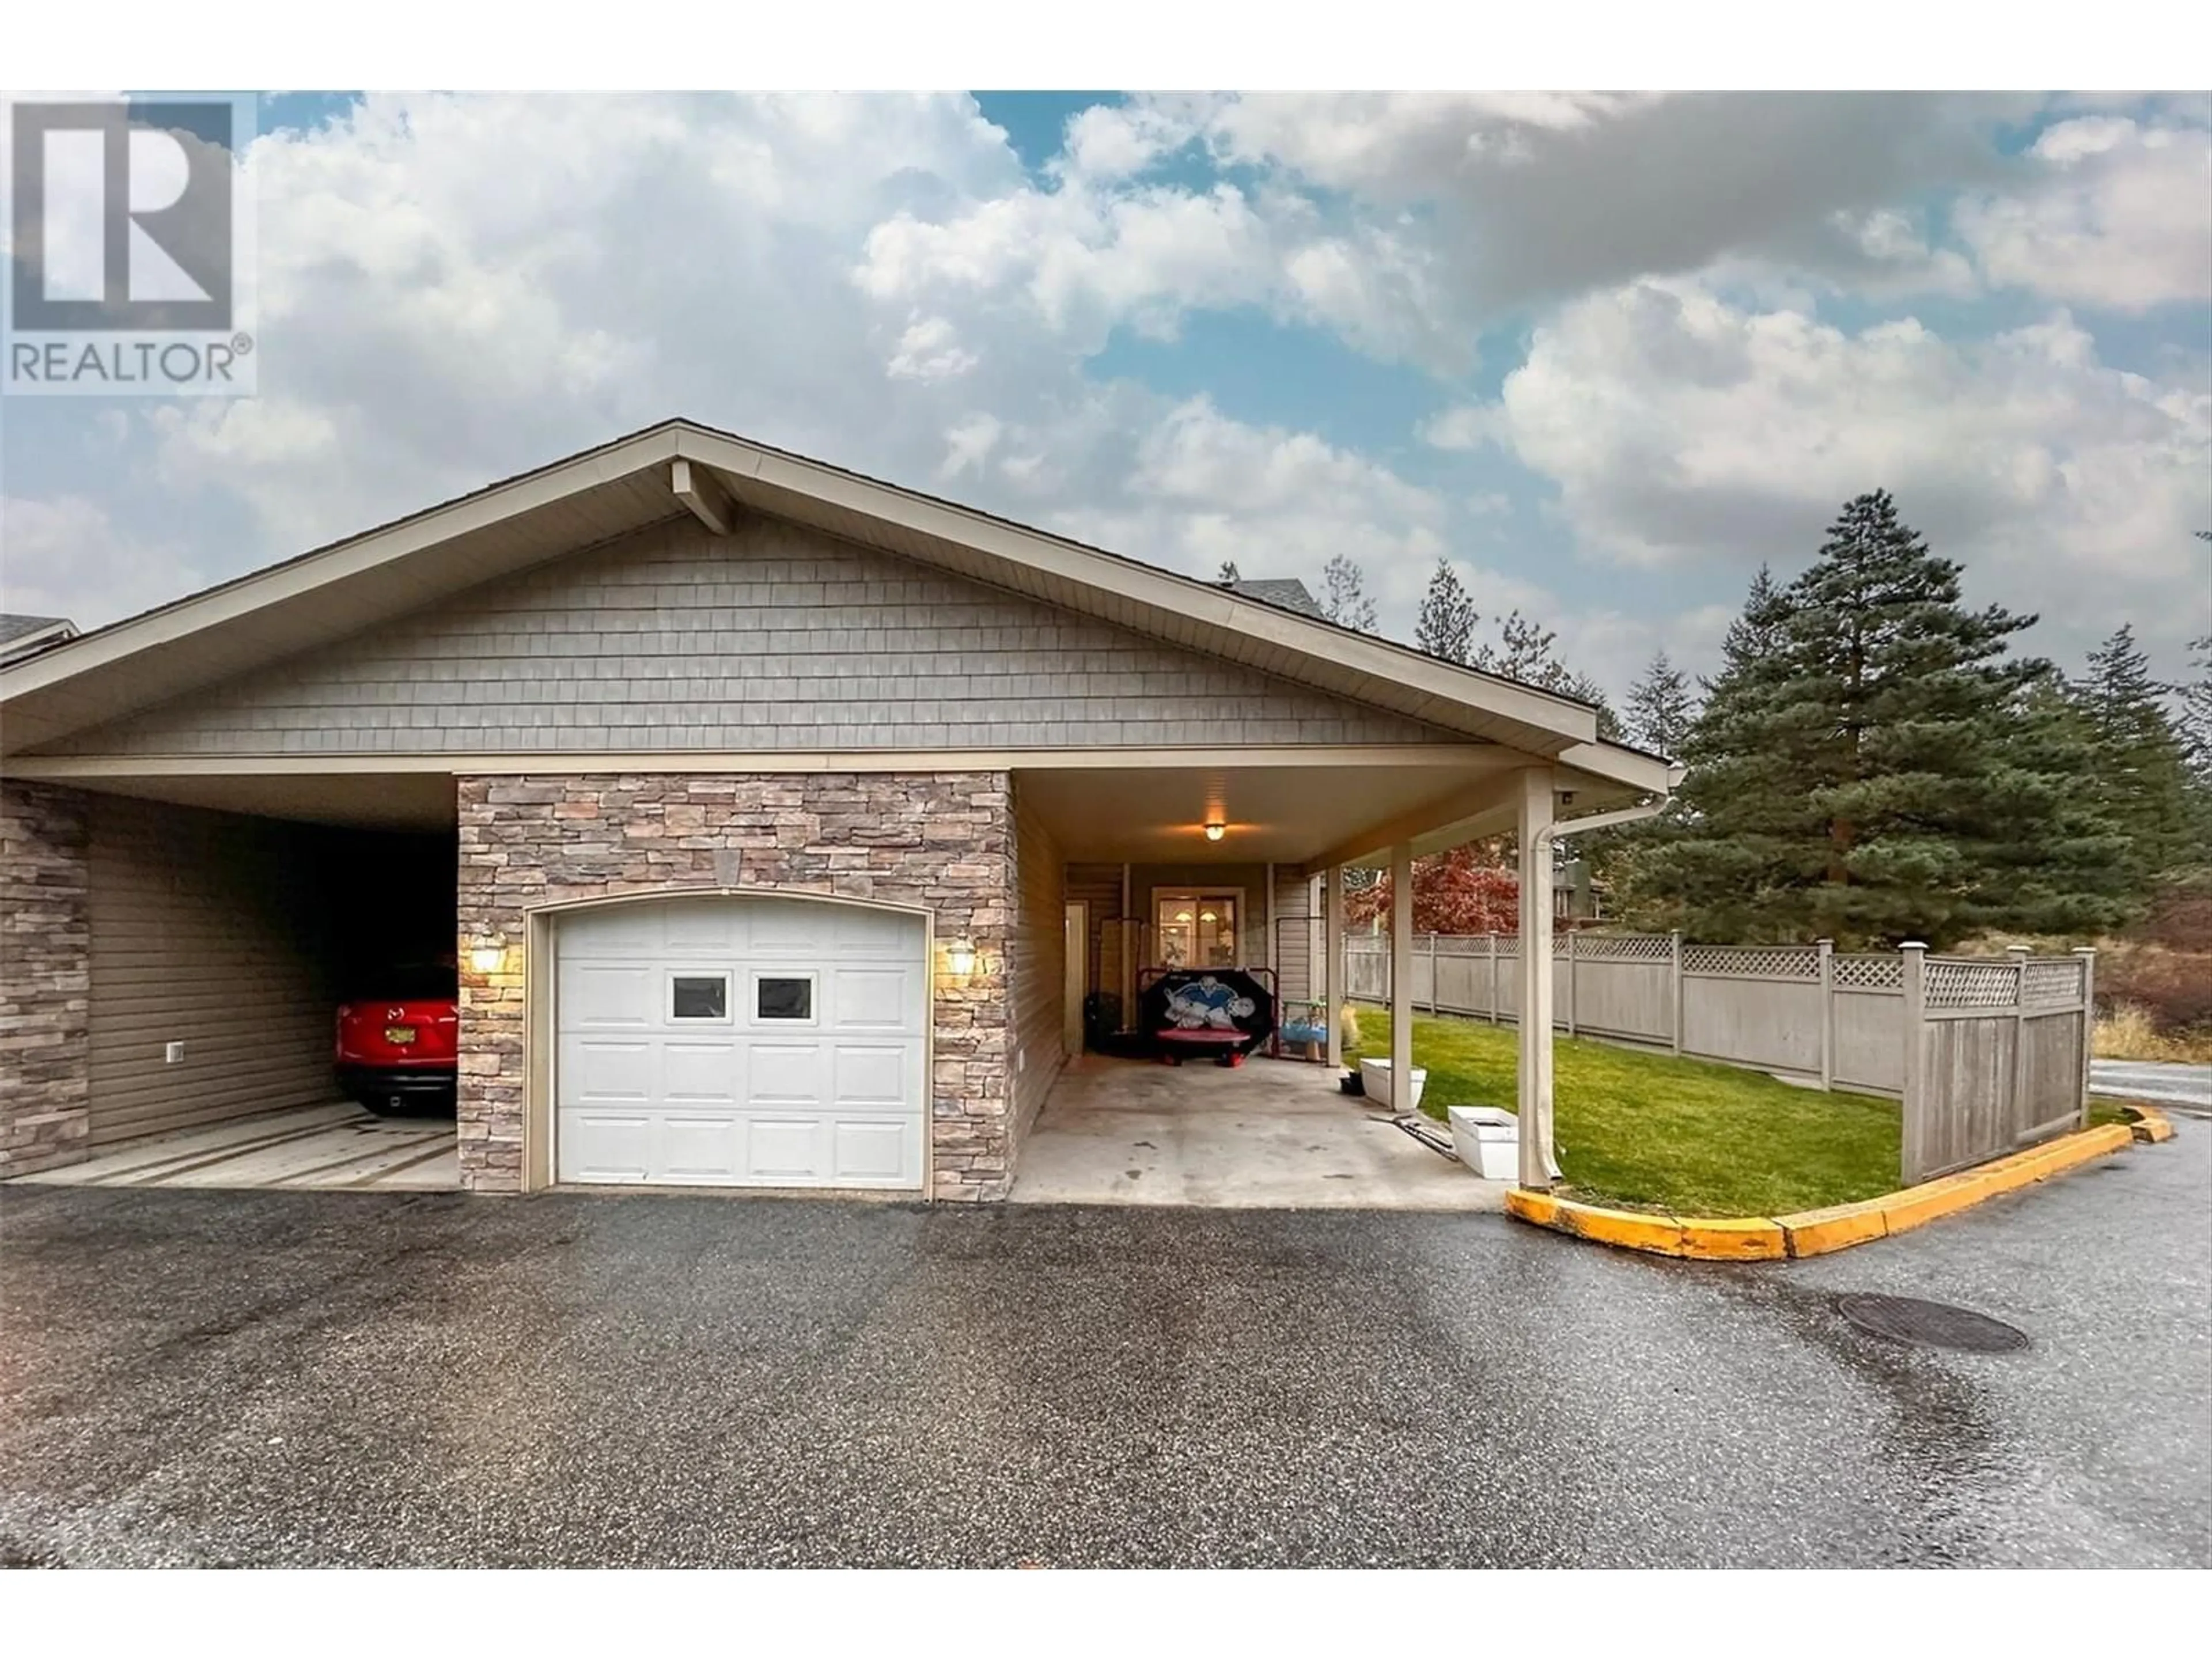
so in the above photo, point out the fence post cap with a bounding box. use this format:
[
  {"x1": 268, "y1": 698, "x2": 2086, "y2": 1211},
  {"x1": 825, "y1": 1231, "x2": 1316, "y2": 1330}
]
[
  {"x1": 2070, "y1": 945, "x2": 2097, "y2": 956},
  {"x1": 1901, "y1": 940, "x2": 1927, "y2": 953}
]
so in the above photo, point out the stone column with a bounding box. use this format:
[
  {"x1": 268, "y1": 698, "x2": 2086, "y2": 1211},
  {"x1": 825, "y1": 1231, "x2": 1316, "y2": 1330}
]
[{"x1": 1, "y1": 781, "x2": 91, "y2": 1176}]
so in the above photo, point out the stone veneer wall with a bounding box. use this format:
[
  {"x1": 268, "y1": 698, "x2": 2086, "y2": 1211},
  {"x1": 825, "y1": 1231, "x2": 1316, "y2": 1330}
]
[
  {"x1": 0, "y1": 780, "x2": 91, "y2": 1176},
  {"x1": 456, "y1": 771, "x2": 1014, "y2": 1199}
]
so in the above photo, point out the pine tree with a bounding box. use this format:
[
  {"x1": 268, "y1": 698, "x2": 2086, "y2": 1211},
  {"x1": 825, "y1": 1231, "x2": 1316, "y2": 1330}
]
[
  {"x1": 1982, "y1": 665, "x2": 2136, "y2": 937},
  {"x1": 2183, "y1": 629, "x2": 2212, "y2": 787},
  {"x1": 1713, "y1": 563, "x2": 1789, "y2": 686},
  {"x1": 1471, "y1": 610, "x2": 1624, "y2": 739},
  {"x1": 1624, "y1": 650, "x2": 1696, "y2": 757},
  {"x1": 1414, "y1": 558, "x2": 1478, "y2": 664},
  {"x1": 2073, "y1": 623, "x2": 2195, "y2": 893},
  {"x1": 1635, "y1": 491, "x2": 2128, "y2": 947},
  {"x1": 1319, "y1": 554, "x2": 1377, "y2": 631}
]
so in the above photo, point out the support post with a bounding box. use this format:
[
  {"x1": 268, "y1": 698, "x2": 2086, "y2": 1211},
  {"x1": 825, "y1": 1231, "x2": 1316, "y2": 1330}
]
[
  {"x1": 1669, "y1": 927, "x2": 1684, "y2": 1055},
  {"x1": 1900, "y1": 941, "x2": 1927, "y2": 1185},
  {"x1": 1324, "y1": 864, "x2": 1346, "y2": 1070},
  {"x1": 2073, "y1": 945, "x2": 2096, "y2": 1129},
  {"x1": 1390, "y1": 843, "x2": 1414, "y2": 1115},
  {"x1": 1564, "y1": 924, "x2": 1578, "y2": 1037},
  {"x1": 1517, "y1": 769, "x2": 1556, "y2": 1189},
  {"x1": 1817, "y1": 938, "x2": 1835, "y2": 1090},
  {"x1": 1266, "y1": 861, "x2": 1278, "y2": 993},
  {"x1": 2006, "y1": 944, "x2": 2029, "y2": 1133}
]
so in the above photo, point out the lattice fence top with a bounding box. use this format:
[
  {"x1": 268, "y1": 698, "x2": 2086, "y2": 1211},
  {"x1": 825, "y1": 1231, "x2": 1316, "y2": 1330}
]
[
  {"x1": 1570, "y1": 933, "x2": 1675, "y2": 961},
  {"x1": 2021, "y1": 957, "x2": 2086, "y2": 1007},
  {"x1": 1833, "y1": 953, "x2": 1904, "y2": 991},
  {"x1": 1924, "y1": 958, "x2": 2020, "y2": 1010},
  {"x1": 1681, "y1": 944, "x2": 1821, "y2": 980}
]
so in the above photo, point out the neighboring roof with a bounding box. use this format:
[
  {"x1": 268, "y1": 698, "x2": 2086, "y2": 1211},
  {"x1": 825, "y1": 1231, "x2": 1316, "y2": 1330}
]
[
  {"x1": 0, "y1": 614, "x2": 76, "y2": 664},
  {"x1": 0, "y1": 419, "x2": 1670, "y2": 793},
  {"x1": 1225, "y1": 578, "x2": 1326, "y2": 620}
]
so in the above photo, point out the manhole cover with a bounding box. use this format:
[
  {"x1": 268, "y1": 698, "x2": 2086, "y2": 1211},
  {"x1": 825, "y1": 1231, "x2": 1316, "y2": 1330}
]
[{"x1": 1835, "y1": 1293, "x2": 2029, "y2": 1353}]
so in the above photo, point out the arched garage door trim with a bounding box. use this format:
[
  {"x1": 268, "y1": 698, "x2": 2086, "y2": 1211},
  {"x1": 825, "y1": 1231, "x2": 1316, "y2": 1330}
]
[{"x1": 515, "y1": 888, "x2": 936, "y2": 1193}]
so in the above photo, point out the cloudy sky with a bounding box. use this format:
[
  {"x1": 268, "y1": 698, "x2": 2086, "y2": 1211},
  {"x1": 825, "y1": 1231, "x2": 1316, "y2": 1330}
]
[{"x1": 2, "y1": 89, "x2": 2208, "y2": 699}]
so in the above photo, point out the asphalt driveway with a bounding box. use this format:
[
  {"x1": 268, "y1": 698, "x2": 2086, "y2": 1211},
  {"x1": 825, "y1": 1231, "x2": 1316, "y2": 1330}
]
[
  {"x1": 2, "y1": 1123, "x2": 2205, "y2": 1568},
  {"x1": 2091, "y1": 1058, "x2": 2212, "y2": 1114}
]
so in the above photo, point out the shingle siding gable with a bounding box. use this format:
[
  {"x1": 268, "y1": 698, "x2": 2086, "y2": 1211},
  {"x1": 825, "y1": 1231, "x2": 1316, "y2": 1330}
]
[{"x1": 44, "y1": 514, "x2": 1461, "y2": 757}]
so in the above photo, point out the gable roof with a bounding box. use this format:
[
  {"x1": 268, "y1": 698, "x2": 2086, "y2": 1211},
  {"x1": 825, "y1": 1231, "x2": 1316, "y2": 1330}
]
[
  {"x1": 0, "y1": 418, "x2": 1668, "y2": 792},
  {"x1": 1225, "y1": 578, "x2": 1327, "y2": 620},
  {"x1": 0, "y1": 614, "x2": 76, "y2": 664}
]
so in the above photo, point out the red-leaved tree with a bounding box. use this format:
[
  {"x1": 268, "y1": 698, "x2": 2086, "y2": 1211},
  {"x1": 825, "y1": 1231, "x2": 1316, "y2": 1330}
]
[{"x1": 1346, "y1": 846, "x2": 1520, "y2": 935}]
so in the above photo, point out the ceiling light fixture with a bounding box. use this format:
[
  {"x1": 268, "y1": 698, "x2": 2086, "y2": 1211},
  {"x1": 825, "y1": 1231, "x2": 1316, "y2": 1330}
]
[{"x1": 1203, "y1": 821, "x2": 1226, "y2": 842}]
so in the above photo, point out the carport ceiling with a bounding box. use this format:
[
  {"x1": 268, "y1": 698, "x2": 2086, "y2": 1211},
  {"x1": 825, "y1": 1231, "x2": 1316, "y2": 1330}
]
[
  {"x1": 59, "y1": 771, "x2": 457, "y2": 831},
  {"x1": 1015, "y1": 762, "x2": 1509, "y2": 865}
]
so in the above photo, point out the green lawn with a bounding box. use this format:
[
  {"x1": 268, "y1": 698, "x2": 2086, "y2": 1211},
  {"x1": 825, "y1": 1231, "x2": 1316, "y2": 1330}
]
[{"x1": 1344, "y1": 1008, "x2": 1902, "y2": 1217}]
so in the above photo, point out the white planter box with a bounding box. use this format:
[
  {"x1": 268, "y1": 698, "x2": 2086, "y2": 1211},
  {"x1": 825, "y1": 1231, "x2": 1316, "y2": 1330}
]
[
  {"x1": 1446, "y1": 1106, "x2": 1561, "y2": 1181},
  {"x1": 1358, "y1": 1058, "x2": 1426, "y2": 1111}
]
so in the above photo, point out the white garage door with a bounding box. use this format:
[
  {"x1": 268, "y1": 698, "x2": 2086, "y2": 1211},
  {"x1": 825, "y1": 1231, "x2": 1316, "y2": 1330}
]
[{"x1": 555, "y1": 896, "x2": 926, "y2": 1189}]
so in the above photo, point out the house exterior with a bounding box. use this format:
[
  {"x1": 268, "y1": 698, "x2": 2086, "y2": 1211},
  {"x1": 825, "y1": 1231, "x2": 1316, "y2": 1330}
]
[{"x1": 0, "y1": 420, "x2": 1671, "y2": 1200}]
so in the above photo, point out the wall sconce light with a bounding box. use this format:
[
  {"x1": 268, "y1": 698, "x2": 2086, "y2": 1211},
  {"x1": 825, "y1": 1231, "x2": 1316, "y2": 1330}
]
[
  {"x1": 944, "y1": 938, "x2": 978, "y2": 980},
  {"x1": 1203, "y1": 821, "x2": 1226, "y2": 842},
  {"x1": 467, "y1": 940, "x2": 506, "y2": 975}
]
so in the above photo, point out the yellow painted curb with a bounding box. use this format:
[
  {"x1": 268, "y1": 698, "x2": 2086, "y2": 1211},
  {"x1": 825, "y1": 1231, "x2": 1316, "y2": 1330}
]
[
  {"x1": 1502, "y1": 1190, "x2": 1787, "y2": 1260},
  {"x1": 1508, "y1": 1118, "x2": 2143, "y2": 1262},
  {"x1": 2124, "y1": 1104, "x2": 2175, "y2": 1143},
  {"x1": 1767, "y1": 1197, "x2": 1889, "y2": 1258}
]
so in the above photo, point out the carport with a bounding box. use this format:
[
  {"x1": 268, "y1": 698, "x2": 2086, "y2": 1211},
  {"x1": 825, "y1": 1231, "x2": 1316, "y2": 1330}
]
[
  {"x1": 1, "y1": 418, "x2": 1677, "y2": 1201},
  {"x1": 2, "y1": 770, "x2": 461, "y2": 1190}
]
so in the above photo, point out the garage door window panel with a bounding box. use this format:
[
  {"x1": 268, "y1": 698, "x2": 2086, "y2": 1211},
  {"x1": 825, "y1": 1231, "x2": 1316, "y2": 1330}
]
[
  {"x1": 669, "y1": 971, "x2": 732, "y2": 1022},
  {"x1": 752, "y1": 972, "x2": 816, "y2": 1024}
]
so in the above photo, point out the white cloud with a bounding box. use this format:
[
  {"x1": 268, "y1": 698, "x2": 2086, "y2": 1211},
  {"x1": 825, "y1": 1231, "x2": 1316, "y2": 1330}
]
[
  {"x1": 0, "y1": 495, "x2": 199, "y2": 624},
  {"x1": 1957, "y1": 118, "x2": 2212, "y2": 310},
  {"x1": 1050, "y1": 397, "x2": 1450, "y2": 622},
  {"x1": 1472, "y1": 277, "x2": 2212, "y2": 666},
  {"x1": 885, "y1": 315, "x2": 978, "y2": 382},
  {"x1": 1056, "y1": 104, "x2": 1189, "y2": 181}
]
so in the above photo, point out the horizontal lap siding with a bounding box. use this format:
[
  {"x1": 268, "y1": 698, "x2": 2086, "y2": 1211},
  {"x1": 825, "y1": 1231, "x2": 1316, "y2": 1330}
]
[
  {"x1": 1009, "y1": 787, "x2": 1067, "y2": 1137},
  {"x1": 48, "y1": 516, "x2": 1460, "y2": 757},
  {"x1": 86, "y1": 796, "x2": 337, "y2": 1145},
  {"x1": 1064, "y1": 863, "x2": 1124, "y2": 997}
]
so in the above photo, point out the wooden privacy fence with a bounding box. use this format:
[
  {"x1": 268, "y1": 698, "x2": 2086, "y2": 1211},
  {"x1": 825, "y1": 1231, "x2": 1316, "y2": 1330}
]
[{"x1": 1342, "y1": 933, "x2": 2094, "y2": 1183}]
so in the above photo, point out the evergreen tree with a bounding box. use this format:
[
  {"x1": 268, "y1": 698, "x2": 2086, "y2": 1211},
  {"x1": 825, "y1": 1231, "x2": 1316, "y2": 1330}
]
[
  {"x1": 1635, "y1": 490, "x2": 2130, "y2": 947},
  {"x1": 1319, "y1": 554, "x2": 1377, "y2": 631},
  {"x1": 1623, "y1": 650, "x2": 1696, "y2": 757},
  {"x1": 1982, "y1": 666, "x2": 2136, "y2": 938},
  {"x1": 1711, "y1": 563, "x2": 1789, "y2": 687},
  {"x1": 1414, "y1": 558, "x2": 1478, "y2": 664},
  {"x1": 1472, "y1": 610, "x2": 1625, "y2": 738},
  {"x1": 2073, "y1": 623, "x2": 2195, "y2": 891},
  {"x1": 2183, "y1": 628, "x2": 2212, "y2": 788}
]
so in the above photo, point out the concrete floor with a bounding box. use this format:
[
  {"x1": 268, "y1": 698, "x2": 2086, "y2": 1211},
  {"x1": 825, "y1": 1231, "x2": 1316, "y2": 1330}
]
[
  {"x1": 1009, "y1": 1053, "x2": 1505, "y2": 1209},
  {"x1": 10, "y1": 1103, "x2": 460, "y2": 1192}
]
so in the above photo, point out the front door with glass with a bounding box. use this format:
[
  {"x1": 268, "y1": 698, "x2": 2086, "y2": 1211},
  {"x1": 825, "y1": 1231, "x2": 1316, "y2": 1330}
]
[{"x1": 1155, "y1": 892, "x2": 1240, "y2": 969}]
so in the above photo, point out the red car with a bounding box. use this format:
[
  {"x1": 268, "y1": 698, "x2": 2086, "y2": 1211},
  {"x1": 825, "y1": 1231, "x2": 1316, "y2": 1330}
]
[{"x1": 335, "y1": 962, "x2": 458, "y2": 1115}]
